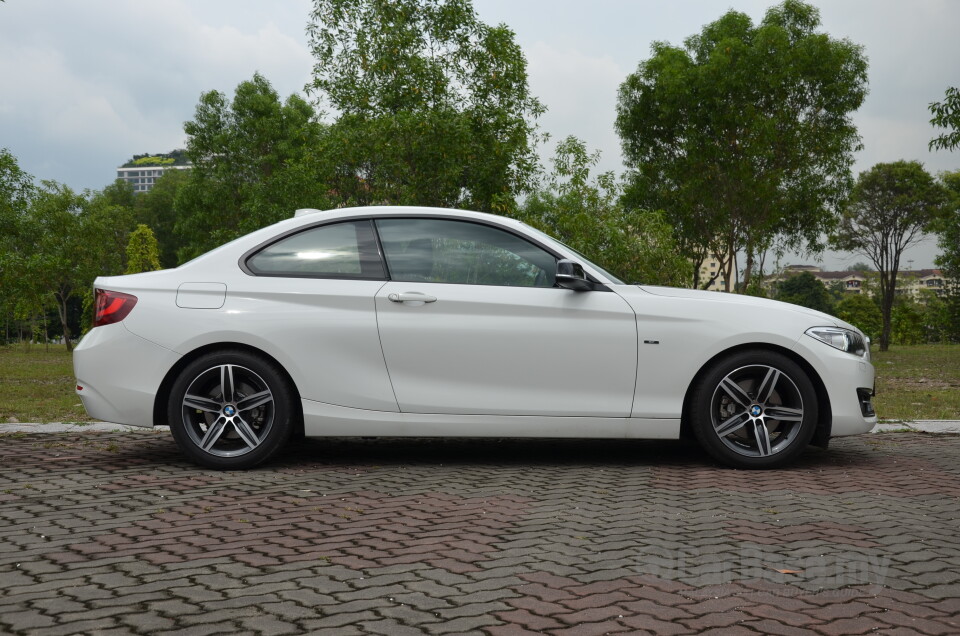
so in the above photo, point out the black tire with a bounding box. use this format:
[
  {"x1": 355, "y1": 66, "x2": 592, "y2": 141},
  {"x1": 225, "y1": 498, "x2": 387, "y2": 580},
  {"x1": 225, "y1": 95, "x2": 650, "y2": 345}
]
[
  {"x1": 167, "y1": 350, "x2": 295, "y2": 469},
  {"x1": 690, "y1": 349, "x2": 819, "y2": 469}
]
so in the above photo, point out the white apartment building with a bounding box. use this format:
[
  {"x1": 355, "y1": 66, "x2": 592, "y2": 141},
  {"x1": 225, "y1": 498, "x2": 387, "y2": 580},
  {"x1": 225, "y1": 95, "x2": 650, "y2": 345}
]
[{"x1": 116, "y1": 164, "x2": 190, "y2": 194}]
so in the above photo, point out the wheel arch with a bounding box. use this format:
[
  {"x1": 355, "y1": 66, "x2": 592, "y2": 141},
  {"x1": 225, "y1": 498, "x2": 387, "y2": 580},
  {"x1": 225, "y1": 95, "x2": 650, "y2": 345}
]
[
  {"x1": 679, "y1": 343, "x2": 832, "y2": 448},
  {"x1": 153, "y1": 342, "x2": 304, "y2": 437}
]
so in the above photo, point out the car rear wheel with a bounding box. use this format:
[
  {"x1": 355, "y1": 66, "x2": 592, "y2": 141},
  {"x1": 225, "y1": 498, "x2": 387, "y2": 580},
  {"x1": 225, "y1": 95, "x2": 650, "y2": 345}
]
[
  {"x1": 690, "y1": 350, "x2": 818, "y2": 469},
  {"x1": 167, "y1": 350, "x2": 294, "y2": 469}
]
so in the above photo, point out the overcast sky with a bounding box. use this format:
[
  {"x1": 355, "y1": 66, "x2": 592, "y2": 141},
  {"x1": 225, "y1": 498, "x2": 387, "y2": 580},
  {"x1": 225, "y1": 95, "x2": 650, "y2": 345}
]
[{"x1": 1, "y1": 0, "x2": 957, "y2": 270}]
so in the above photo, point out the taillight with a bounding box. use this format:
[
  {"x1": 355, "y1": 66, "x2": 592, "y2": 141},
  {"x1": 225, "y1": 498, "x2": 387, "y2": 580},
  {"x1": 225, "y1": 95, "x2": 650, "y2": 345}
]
[{"x1": 93, "y1": 289, "x2": 138, "y2": 327}]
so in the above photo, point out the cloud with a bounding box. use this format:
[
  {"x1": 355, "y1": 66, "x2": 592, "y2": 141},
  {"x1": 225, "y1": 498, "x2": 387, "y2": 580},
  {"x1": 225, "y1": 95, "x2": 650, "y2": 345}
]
[
  {"x1": 0, "y1": 0, "x2": 314, "y2": 191},
  {"x1": 525, "y1": 41, "x2": 627, "y2": 176}
]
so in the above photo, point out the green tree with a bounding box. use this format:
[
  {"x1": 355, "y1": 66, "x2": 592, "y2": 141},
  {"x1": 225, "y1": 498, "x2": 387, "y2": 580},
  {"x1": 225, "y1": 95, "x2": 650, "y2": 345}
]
[
  {"x1": 306, "y1": 0, "x2": 544, "y2": 213},
  {"x1": 175, "y1": 73, "x2": 329, "y2": 261},
  {"x1": 929, "y1": 87, "x2": 960, "y2": 151},
  {"x1": 775, "y1": 271, "x2": 833, "y2": 313},
  {"x1": 0, "y1": 149, "x2": 36, "y2": 341},
  {"x1": 832, "y1": 161, "x2": 947, "y2": 351},
  {"x1": 125, "y1": 224, "x2": 162, "y2": 274},
  {"x1": 834, "y1": 293, "x2": 882, "y2": 342},
  {"x1": 135, "y1": 169, "x2": 189, "y2": 267},
  {"x1": 615, "y1": 0, "x2": 867, "y2": 291},
  {"x1": 891, "y1": 297, "x2": 926, "y2": 345},
  {"x1": 932, "y1": 170, "x2": 960, "y2": 342},
  {"x1": 517, "y1": 137, "x2": 691, "y2": 287},
  {"x1": 11, "y1": 182, "x2": 133, "y2": 350}
]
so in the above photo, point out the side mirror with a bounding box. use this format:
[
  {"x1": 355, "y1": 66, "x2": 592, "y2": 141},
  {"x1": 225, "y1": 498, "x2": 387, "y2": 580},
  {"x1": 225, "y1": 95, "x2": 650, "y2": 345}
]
[{"x1": 556, "y1": 259, "x2": 593, "y2": 291}]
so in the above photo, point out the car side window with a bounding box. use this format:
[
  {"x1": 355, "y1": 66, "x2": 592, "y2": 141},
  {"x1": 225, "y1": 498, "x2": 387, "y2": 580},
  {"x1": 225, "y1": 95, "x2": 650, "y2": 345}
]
[
  {"x1": 246, "y1": 220, "x2": 384, "y2": 279},
  {"x1": 376, "y1": 218, "x2": 556, "y2": 287}
]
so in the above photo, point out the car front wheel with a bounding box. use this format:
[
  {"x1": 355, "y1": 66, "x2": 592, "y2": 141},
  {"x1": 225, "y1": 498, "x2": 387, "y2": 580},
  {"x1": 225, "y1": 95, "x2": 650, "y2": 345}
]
[
  {"x1": 167, "y1": 350, "x2": 294, "y2": 469},
  {"x1": 690, "y1": 350, "x2": 818, "y2": 469}
]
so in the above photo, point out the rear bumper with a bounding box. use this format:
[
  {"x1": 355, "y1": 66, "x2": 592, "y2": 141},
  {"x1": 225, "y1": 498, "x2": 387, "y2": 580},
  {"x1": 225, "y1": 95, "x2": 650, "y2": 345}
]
[{"x1": 73, "y1": 324, "x2": 180, "y2": 427}]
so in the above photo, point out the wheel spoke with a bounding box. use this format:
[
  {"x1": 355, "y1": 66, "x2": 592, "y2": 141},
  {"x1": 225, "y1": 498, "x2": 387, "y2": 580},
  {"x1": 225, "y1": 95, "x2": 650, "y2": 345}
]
[
  {"x1": 232, "y1": 416, "x2": 260, "y2": 450},
  {"x1": 237, "y1": 390, "x2": 273, "y2": 412},
  {"x1": 183, "y1": 393, "x2": 221, "y2": 413},
  {"x1": 220, "y1": 365, "x2": 236, "y2": 403},
  {"x1": 752, "y1": 421, "x2": 773, "y2": 456},
  {"x1": 715, "y1": 411, "x2": 750, "y2": 437},
  {"x1": 765, "y1": 405, "x2": 804, "y2": 422},
  {"x1": 200, "y1": 417, "x2": 228, "y2": 451},
  {"x1": 720, "y1": 377, "x2": 752, "y2": 408},
  {"x1": 757, "y1": 367, "x2": 781, "y2": 404}
]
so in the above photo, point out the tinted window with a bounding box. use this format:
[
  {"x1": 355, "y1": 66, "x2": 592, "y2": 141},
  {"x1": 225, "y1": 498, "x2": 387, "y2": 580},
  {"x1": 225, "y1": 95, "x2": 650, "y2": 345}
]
[
  {"x1": 247, "y1": 220, "x2": 384, "y2": 279},
  {"x1": 376, "y1": 218, "x2": 556, "y2": 287}
]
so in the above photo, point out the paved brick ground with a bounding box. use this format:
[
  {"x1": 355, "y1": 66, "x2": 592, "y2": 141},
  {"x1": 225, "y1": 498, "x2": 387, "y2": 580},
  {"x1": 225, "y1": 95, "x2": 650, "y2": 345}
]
[{"x1": 0, "y1": 430, "x2": 958, "y2": 635}]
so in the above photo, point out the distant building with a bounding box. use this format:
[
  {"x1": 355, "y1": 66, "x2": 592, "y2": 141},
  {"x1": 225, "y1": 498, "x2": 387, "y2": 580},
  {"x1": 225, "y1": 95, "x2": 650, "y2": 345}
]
[
  {"x1": 116, "y1": 150, "x2": 190, "y2": 194},
  {"x1": 765, "y1": 265, "x2": 947, "y2": 299},
  {"x1": 696, "y1": 255, "x2": 726, "y2": 291},
  {"x1": 897, "y1": 269, "x2": 947, "y2": 299}
]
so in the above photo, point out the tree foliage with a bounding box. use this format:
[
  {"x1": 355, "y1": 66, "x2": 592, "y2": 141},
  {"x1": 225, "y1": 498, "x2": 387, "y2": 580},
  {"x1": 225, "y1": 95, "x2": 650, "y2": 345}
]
[
  {"x1": 135, "y1": 170, "x2": 189, "y2": 268},
  {"x1": 933, "y1": 170, "x2": 960, "y2": 342},
  {"x1": 775, "y1": 271, "x2": 833, "y2": 314},
  {"x1": 517, "y1": 136, "x2": 691, "y2": 287},
  {"x1": 833, "y1": 293, "x2": 882, "y2": 342},
  {"x1": 929, "y1": 86, "x2": 960, "y2": 152},
  {"x1": 4, "y1": 182, "x2": 132, "y2": 349},
  {"x1": 832, "y1": 161, "x2": 947, "y2": 351},
  {"x1": 125, "y1": 224, "x2": 162, "y2": 274},
  {"x1": 175, "y1": 73, "x2": 329, "y2": 262},
  {"x1": 0, "y1": 149, "x2": 37, "y2": 341},
  {"x1": 306, "y1": 0, "x2": 544, "y2": 212},
  {"x1": 891, "y1": 297, "x2": 926, "y2": 346},
  {"x1": 615, "y1": 0, "x2": 868, "y2": 292}
]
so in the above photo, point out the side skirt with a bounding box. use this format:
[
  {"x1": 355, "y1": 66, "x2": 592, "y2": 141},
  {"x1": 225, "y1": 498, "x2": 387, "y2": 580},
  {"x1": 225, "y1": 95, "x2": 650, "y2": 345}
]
[{"x1": 301, "y1": 399, "x2": 681, "y2": 439}]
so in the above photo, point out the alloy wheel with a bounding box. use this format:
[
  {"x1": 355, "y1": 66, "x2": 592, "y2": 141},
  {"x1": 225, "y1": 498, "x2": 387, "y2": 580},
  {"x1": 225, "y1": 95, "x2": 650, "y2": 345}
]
[
  {"x1": 180, "y1": 364, "x2": 275, "y2": 458},
  {"x1": 709, "y1": 364, "x2": 805, "y2": 458}
]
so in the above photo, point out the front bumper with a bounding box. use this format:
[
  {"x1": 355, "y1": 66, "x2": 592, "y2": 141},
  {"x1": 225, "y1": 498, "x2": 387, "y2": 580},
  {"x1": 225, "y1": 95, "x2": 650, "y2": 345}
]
[
  {"x1": 74, "y1": 323, "x2": 181, "y2": 427},
  {"x1": 792, "y1": 336, "x2": 877, "y2": 436}
]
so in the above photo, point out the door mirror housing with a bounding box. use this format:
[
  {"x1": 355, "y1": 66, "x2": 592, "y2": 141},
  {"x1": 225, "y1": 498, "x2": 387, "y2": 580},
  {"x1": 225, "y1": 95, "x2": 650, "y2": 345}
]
[{"x1": 556, "y1": 259, "x2": 593, "y2": 291}]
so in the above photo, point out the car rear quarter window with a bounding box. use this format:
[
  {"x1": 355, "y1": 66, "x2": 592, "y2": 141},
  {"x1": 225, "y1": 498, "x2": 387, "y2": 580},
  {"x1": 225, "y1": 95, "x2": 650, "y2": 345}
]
[{"x1": 246, "y1": 220, "x2": 384, "y2": 279}]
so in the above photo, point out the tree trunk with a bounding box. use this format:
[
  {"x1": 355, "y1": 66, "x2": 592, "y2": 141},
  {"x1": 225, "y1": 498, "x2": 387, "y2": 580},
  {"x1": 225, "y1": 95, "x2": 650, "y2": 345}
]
[
  {"x1": 723, "y1": 235, "x2": 736, "y2": 292},
  {"x1": 55, "y1": 291, "x2": 73, "y2": 353},
  {"x1": 742, "y1": 250, "x2": 755, "y2": 293},
  {"x1": 692, "y1": 256, "x2": 704, "y2": 290},
  {"x1": 878, "y1": 270, "x2": 896, "y2": 352}
]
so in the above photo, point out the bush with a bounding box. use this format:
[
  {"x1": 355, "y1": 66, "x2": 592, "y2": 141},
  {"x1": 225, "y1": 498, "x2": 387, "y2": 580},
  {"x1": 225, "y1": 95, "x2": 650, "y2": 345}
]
[{"x1": 834, "y1": 294, "x2": 882, "y2": 341}]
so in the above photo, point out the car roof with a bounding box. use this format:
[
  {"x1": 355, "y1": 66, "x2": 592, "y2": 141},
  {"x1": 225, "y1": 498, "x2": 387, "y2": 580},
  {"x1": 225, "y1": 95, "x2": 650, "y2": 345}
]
[{"x1": 293, "y1": 205, "x2": 515, "y2": 226}]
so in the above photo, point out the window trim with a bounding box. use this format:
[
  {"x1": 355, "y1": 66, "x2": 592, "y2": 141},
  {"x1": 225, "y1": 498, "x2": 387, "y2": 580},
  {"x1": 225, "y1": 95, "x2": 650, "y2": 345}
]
[
  {"x1": 239, "y1": 213, "x2": 609, "y2": 290},
  {"x1": 240, "y1": 218, "x2": 385, "y2": 280}
]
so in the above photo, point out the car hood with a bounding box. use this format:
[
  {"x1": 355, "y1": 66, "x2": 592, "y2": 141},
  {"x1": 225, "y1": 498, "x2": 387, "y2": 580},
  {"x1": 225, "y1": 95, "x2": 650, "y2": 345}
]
[{"x1": 636, "y1": 285, "x2": 856, "y2": 331}]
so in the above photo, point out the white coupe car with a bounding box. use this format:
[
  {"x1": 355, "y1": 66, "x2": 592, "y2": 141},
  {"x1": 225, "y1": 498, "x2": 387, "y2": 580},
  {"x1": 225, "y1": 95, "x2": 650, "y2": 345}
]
[{"x1": 74, "y1": 206, "x2": 876, "y2": 470}]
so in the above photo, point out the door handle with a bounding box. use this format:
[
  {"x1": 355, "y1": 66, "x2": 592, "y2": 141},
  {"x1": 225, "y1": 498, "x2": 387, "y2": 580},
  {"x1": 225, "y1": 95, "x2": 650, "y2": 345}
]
[{"x1": 387, "y1": 292, "x2": 437, "y2": 303}]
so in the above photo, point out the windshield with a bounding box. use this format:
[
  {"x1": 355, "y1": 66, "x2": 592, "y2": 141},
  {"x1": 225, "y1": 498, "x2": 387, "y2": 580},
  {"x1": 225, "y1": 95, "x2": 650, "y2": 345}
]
[{"x1": 520, "y1": 223, "x2": 626, "y2": 285}]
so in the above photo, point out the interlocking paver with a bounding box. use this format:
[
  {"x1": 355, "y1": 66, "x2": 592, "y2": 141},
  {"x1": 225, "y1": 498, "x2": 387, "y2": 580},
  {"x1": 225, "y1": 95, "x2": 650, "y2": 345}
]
[{"x1": 2, "y1": 431, "x2": 960, "y2": 635}]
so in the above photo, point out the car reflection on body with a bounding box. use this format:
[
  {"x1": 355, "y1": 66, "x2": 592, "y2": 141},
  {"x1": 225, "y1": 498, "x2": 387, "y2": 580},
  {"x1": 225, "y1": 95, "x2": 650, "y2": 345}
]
[{"x1": 74, "y1": 206, "x2": 876, "y2": 469}]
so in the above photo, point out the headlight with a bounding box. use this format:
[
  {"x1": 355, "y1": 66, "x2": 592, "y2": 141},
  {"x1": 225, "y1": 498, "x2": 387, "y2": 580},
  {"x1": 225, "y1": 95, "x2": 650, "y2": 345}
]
[{"x1": 805, "y1": 326, "x2": 869, "y2": 359}]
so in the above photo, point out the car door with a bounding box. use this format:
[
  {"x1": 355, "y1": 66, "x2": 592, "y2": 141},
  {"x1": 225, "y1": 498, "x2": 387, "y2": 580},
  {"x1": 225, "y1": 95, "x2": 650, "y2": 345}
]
[{"x1": 373, "y1": 217, "x2": 637, "y2": 417}]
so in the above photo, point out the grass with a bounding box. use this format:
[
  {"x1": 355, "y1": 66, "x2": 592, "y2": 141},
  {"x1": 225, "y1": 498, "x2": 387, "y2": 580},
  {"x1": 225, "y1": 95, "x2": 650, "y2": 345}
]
[
  {"x1": 871, "y1": 344, "x2": 960, "y2": 421},
  {"x1": 1, "y1": 342, "x2": 958, "y2": 424},
  {"x1": 0, "y1": 345, "x2": 92, "y2": 423}
]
